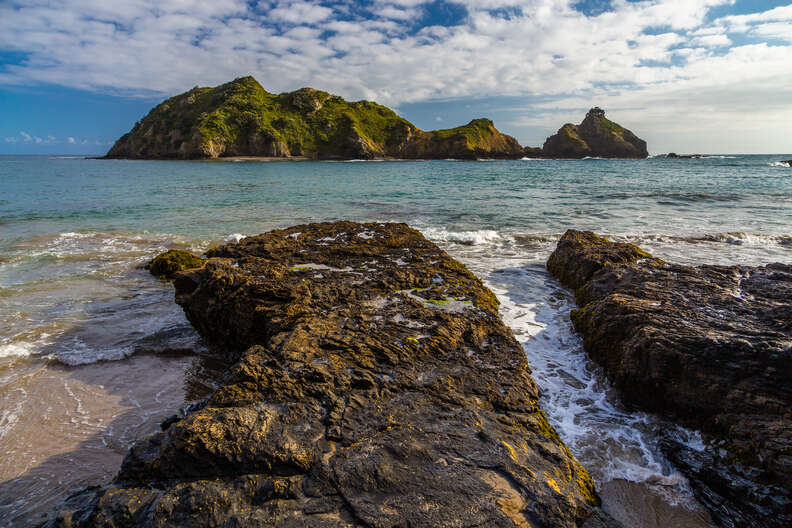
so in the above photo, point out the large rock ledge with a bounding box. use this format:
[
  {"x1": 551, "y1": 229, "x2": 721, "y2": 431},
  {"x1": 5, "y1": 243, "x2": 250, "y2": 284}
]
[
  {"x1": 548, "y1": 230, "x2": 792, "y2": 527},
  {"x1": 44, "y1": 222, "x2": 613, "y2": 528}
]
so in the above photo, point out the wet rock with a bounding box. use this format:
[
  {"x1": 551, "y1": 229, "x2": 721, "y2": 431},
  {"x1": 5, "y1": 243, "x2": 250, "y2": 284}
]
[
  {"x1": 548, "y1": 230, "x2": 792, "y2": 527},
  {"x1": 146, "y1": 249, "x2": 203, "y2": 280},
  {"x1": 44, "y1": 222, "x2": 610, "y2": 527}
]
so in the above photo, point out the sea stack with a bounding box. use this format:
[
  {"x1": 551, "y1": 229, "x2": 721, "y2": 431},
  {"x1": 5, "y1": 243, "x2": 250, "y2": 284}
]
[
  {"x1": 541, "y1": 108, "x2": 648, "y2": 158},
  {"x1": 547, "y1": 230, "x2": 792, "y2": 527},
  {"x1": 43, "y1": 222, "x2": 615, "y2": 527}
]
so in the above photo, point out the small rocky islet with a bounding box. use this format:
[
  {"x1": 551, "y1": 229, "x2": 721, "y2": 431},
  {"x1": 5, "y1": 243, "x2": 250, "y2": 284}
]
[
  {"x1": 548, "y1": 230, "x2": 792, "y2": 527},
  {"x1": 104, "y1": 76, "x2": 647, "y2": 161},
  {"x1": 43, "y1": 222, "x2": 618, "y2": 528}
]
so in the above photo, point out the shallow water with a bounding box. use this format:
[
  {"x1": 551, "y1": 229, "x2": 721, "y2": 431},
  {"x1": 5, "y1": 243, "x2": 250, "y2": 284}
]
[{"x1": 1, "y1": 155, "x2": 790, "y2": 526}]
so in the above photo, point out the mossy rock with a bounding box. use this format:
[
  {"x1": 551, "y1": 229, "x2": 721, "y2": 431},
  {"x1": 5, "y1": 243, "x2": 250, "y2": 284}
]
[{"x1": 147, "y1": 250, "x2": 204, "y2": 279}]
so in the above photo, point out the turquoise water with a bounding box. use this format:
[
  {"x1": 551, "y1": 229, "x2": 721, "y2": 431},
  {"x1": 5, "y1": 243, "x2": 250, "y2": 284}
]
[
  {"x1": 1, "y1": 155, "x2": 791, "y2": 525},
  {"x1": 2, "y1": 156, "x2": 791, "y2": 241}
]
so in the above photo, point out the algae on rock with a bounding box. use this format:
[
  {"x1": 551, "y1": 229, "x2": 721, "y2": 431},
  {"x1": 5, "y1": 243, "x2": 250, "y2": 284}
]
[{"x1": 146, "y1": 249, "x2": 203, "y2": 280}]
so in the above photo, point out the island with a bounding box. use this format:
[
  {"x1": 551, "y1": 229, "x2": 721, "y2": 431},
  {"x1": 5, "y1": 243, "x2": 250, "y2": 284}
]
[
  {"x1": 539, "y1": 108, "x2": 648, "y2": 159},
  {"x1": 104, "y1": 76, "x2": 648, "y2": 161}
]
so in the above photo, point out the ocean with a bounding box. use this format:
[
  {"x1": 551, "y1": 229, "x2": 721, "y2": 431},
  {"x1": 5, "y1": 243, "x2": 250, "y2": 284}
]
[{"x1": 1, "y1": 155, "x2": 790, "y2": 526}]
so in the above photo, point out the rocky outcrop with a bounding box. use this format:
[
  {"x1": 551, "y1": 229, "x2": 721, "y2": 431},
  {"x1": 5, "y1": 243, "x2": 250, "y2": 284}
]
[
  {"x1": 145, "y1": 249, "x2": 204, "y2": 280},
  {"x1": 522, "y1": 146, "x2": 544, "y2": 158},
  {"x1": 548, "y1": 230, "x2": 792, "y2": 527},
  {"x1": 44, "y1": 222, "x2": 616, "y2": 527},
  {"x1": 541, "y1": 108, "x2": 648, "y2": 159},
  {"x1": 655, "y1": 153, "x2": 703, "y2": 159},
  {"x1": 105, "y1": 77, "x2": 524, "y2": 160}
]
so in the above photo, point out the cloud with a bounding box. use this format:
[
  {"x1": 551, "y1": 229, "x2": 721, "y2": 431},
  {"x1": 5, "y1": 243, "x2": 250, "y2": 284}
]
[
  {"x1": 20, "y1": 131, "x2": 31, "y2": 141},
  {"x1": 67, "y1": 136, "x2": 75, "y2": 143},
  {"x1": 4, "y1": 137, "x2": 16, "y2": 142},
  {"x1": 690, "y1": 33, "x2": 730, "y2": 47},
  {"x1": 0, "y1": 0, "x2": 790, "y2": 152}
]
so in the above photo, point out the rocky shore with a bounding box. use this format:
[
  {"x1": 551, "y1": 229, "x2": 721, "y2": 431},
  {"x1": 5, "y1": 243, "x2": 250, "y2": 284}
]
[
  {"x1": 43, "y1": 222, "x2": 616, "y2": 527},
  {"x1": 547, "y1": 230, "x2": 792, "y2": 527}
]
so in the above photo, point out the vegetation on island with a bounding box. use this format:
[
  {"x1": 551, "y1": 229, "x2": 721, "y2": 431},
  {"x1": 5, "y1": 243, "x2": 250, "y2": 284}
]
[
  {"x1": 106, "y1": 77, "x2": 523, "y2": 160},
  {"x1": 541, "y1": 107, "x2": 648, "y2": 158}
]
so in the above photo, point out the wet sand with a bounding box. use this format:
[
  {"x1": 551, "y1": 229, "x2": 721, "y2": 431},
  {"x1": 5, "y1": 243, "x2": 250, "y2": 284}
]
[
  {"x1": 600, "y1": 479, "x2": 714, "y2": 527},
  {"x1": 0, "y1": 354, "x2": 197, "y2": 527}
]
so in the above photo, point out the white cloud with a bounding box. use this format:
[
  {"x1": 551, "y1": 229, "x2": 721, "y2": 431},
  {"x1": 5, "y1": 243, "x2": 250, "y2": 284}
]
[
  {"x1": 0, "y1": 0, "x2": 790, "y2": 152},
  {"x1": 690, "y1": 33, "x2": 731, "y2": 47},
  {"x1": 20, "y1": 131, "x2": 31, "y2": 141},
  {"x1": 267, "y1": 1, "x2": 333, "y2": 25},
  {"x1": 4, "y1": 137, "x2": 17, "y2": 142},
  {"x1": 67, "y1": 136, "x2": 75, "y2": 143}
]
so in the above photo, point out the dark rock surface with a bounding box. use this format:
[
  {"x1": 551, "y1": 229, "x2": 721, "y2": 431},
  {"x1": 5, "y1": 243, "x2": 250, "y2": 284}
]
[
  {"x1": 43, "y1": 222, "x2": 614, "y2": 527},
  {"x1": 541, "y1": 108, "x2": 648, "y2": 159},
  {"x1": 146, "y1": 249, "x2": 204, "y2": 280},
  {"x1": 548, "y1": 230, "x2": 792, "y2": 527}
]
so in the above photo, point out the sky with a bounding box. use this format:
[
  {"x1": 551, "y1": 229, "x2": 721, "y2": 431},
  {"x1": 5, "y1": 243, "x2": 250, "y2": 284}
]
[{"x1": 1, "y1": 0, "x2": 791, "y2": 155}]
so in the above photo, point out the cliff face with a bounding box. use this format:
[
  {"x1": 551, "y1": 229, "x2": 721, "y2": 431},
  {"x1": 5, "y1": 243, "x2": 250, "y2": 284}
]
[
  {"x1": 548, "y1": 230, "x2": 792, "y2": 527},
  {"x1": 43, "y1": 222, "x2": 616, "y2": 527},
  {"x1": 106, "y1": 77, "x2": 523, "y2": 160},
  {"x1": 541, "y1": 108, "x2": 648, "y2": 158}
]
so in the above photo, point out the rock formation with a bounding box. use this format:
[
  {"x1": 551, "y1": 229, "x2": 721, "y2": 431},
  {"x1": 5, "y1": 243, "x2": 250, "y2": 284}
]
[
  {"x1": 105, "y1": 77, "x2": 523, "y2": 160},
  {"x1": 44, "y1": 222, "x2": 617, "y2": 527},
  {"x1": 548, "y1": 230, "x2": 792, "y2": 527},
  {"x1": 541, "y1": 108, "x2": 648, "y2": 159},
  {"x1": 146, "y1": 249, "x2": 204, "y2": 280},
  {"x1": 654, "y1": 153, "x2": 704, "y2": 159}
]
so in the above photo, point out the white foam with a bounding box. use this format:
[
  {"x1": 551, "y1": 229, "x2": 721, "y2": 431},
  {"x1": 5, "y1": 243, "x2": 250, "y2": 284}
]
[
  {"x1": 0, "y1": 341, "x2": 36, "y2": 359},
  {"x1": 422, "y1": 227, "x2": 504, "y2": 246},
  {"x1": 768, "y1": 161, "x2": 791, "y2": 168},
  {"x1": 490, "y1": 277, "x2": 701, "y2": 505},
  {"x1": 225, "y1": 233, "x2": 246, "y2": 243}
]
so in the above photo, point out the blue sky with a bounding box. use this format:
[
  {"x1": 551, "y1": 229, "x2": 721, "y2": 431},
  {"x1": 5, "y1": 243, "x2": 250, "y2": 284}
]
[{"x1": 1, "y1": 0, "x2": 791, "y2": 155}]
